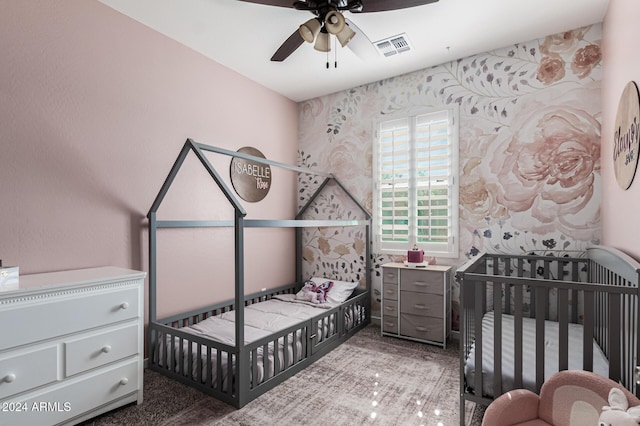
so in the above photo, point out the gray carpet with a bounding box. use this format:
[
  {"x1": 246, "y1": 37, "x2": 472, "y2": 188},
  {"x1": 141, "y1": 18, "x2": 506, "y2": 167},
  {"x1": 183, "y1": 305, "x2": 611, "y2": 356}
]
[{"x1": 82, "y1": 325, "x2": 484, "y2": 425}]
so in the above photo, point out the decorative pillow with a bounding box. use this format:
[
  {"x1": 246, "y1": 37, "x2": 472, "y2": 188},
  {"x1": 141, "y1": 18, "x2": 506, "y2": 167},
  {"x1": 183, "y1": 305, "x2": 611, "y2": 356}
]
[
  {"x1": 295, "y1": 280, "x2": 334, "y2": 304},
  {"x1": 310, "y1": 277, "x2": 358, "y2": 304}
]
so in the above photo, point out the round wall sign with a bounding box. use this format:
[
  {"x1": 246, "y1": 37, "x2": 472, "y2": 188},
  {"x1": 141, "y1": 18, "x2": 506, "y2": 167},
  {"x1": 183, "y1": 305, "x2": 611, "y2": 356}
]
[
  {"x1": 230, "y1": 147, "x2": 271, "y2": 202},
  {"x1": 613, "y1": 81, "x2": 640, "y2": 190}
]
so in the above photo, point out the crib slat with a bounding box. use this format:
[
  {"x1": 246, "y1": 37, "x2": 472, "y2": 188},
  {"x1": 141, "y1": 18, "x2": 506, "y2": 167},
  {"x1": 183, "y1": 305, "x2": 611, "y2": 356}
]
[
  {"x1": 583, "y1": 291, "x2": 594, "y2": 371},
  {"x1": 610, "y1": 293, "x2": 622, "y2": 383},
  {"x1": 274, "y1": 339, "x2": 280, "y2": 375},
  {"x1": 514, "y1": 285, "x2": 523, "y2": 389},
  {"x1": 535, "y1": 287, "x2": 546, "y2": 392},
  {"x1": 558, "y1": 288, "x2": 569, "y2": 371},
  {"x1": 493, "y1": 281, "x2": 503, "y2": 397},
  {"x1": 474, "y1": 282, "x2": 484, "y2": 397}
]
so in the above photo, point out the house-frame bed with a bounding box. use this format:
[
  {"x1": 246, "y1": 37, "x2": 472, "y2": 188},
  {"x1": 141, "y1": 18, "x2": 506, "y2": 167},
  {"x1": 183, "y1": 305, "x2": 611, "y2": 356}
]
[
  {"x1": 147, "y1": 139, "x2": 371, "y2": 408},
  {"x1": 456, "y1": 246, "x2": 640, "y2": 425}
]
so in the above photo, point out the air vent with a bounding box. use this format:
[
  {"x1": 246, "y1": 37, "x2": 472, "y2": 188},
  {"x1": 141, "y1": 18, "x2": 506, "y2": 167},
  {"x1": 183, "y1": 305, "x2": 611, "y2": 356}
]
[{"x1": 374, "y1": 34, "x2": 412, "y2": 57}]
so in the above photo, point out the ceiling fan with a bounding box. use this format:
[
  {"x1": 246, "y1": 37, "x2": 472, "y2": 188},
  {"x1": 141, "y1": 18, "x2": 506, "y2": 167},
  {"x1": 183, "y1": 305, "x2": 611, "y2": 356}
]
[{"x1": 238, "y1": 0, "x2": 440, "y2": 62}]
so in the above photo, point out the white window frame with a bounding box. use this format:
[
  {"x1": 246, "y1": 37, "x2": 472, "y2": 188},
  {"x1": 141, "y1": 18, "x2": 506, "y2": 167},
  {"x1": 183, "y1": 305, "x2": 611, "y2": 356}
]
[{"x1": 372, "y1": 106, "x2": 459, "y2": 258}]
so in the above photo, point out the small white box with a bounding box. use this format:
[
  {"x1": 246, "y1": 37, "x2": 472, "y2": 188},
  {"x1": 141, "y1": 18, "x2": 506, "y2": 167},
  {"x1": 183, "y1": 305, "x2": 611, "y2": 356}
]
[{"x1": 0, "y1": 266, "x2": 19, "y2": 292}]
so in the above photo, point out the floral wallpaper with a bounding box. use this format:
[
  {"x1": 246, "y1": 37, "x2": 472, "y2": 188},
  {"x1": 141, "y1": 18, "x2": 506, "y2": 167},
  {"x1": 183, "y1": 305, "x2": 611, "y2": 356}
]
[{"x1": 298, "y1": 25, "x2": 602, "y2": 321}]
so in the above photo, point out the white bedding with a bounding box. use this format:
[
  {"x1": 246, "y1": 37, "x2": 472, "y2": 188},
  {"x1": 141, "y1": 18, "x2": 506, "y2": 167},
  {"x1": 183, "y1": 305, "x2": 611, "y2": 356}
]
[
  {"x1": 465, "y1": 311, "x2": 609, "y2": 397},
  {"x1": 157, "y1": 295, "x2": 357, "y2": 390}
]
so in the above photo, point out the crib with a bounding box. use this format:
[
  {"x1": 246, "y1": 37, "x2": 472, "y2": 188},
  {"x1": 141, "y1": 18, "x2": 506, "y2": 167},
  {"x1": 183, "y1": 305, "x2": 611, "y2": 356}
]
[{"x1": 456, "y1": 246, "x2": 640, "y2": 425}]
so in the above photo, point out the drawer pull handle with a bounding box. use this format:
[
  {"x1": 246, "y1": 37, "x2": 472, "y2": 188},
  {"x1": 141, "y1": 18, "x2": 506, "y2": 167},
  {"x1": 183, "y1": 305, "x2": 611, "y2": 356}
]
[
  {"x1": 385, "y1": 322, "x2": 395, "y2": 327},
  {"x1": 413, "y1": 282, "x2": 427, "y2": 286},
  {"x1": 102, "y1": 345, "x2": 112, "y2": 354},
  {"x1": 119, "y1": 378, "x2": 129, "y2": 386},
  {"x1": 120, "y1": 302, "x2": 129, "y2": 310},
  {"x1": 414, "y1": 304, "x2": 426, "y2": 309},
  {"x1": 3, "y1": 374, "x2": 16, "y2": 383},
  {"x1": 385, "y1": 306, "x2": 394, "y2": 311},
  {"x1": 416, "y1": 326, "x2": 428, "y2": 332}
]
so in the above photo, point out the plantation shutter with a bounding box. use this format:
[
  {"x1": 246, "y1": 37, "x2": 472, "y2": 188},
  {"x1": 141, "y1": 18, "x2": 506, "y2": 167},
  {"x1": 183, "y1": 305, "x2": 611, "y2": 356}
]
[{"x1": 376, "y1": 109, "x2": 456, "y2": 255}]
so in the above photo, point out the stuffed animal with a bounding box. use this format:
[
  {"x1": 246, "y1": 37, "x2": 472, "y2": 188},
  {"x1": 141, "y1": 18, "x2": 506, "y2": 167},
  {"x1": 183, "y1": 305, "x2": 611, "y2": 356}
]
[
  {"x1": 296, "y1": 280, "x2": 334, "y2": 304},
  {"x1": 599, "y1": 388, "x2": 640, "y2": 426}
]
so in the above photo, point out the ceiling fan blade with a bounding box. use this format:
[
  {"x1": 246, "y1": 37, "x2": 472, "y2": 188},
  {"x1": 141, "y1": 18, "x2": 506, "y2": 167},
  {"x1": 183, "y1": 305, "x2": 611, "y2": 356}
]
[
  {"x1": 237, "y1": 0, "x2": 296, "y2": 8},
  {"x1": 355, "y1": 0, "x2": 438, "y2": 13},
  {"x1": 344, "y1": 18, "x2": 377, "y2": 61},
  {"x1": 271, "y1": 30, "x2": 305, "y2": 61}
]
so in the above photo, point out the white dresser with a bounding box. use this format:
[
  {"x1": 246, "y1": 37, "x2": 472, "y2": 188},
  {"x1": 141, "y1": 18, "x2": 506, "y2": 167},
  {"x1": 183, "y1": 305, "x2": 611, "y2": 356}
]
[
  {"x1": 381, "y1": 263, "x2": 451, "y2": 348},
  {"x1": 0, "y1": 267, "x2": 145, "y2": 425}
]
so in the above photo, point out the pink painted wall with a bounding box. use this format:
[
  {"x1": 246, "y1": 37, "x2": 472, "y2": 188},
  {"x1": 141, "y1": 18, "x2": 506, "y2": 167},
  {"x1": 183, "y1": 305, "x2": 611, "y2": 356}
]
[
  {"x1": 0, "y1": 1, "x2": 298, "y2": 319},
  {"x1": 601, "y1": 0, "x2": 640, "y2": 259}
]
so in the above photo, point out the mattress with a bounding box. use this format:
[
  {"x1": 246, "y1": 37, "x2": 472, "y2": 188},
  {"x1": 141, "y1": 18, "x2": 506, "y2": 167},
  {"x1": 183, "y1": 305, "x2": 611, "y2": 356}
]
[
  {"x1": 157, "y1": 294, "x2": 359, "y2": 390},
  {"x1": 465, "y1": 311, "x2": 610, "y2": 397}
]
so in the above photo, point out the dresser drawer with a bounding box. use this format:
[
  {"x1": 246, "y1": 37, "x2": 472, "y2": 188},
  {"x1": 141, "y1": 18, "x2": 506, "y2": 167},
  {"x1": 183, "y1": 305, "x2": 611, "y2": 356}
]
[
  {"x1": 400, "y1": 313, "x2": 444, "y2": 342},
  {"x1": 382, "y1": 300, "x2": 398, "y2": 317},
  {"x1": 0, "y1": 286, "x2": 139, "y2": 351},
  {"x1": 65, "y1": 323, "x2": 139, "y2": 377},
  {"x1": 400, "y1": 269, "x2": 443, "y2": 295},
  {"x1": 2, "y1": 359, "x2": 139, "y2": 426},
  {"x1": 400, "y1": 291, "x2": 443, "y2": 317},
  {"x1": 0, "y1": 345, "x2": 59, "y2": 399},
  {"x1": 381, "y1": 268, "x2": 398, "y2": 284},
  {"x1": 382, "y1": 283, "x2": 398, "y2": 301},
  {"x1": 382, "y1": 315, "x2": 398, "y2": 334}
]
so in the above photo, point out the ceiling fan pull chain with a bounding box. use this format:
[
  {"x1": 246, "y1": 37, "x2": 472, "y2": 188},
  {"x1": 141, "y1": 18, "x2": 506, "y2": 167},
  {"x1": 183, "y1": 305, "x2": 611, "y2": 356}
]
[
  {"x1": 334, "y1": 36, "x2": 338, "y2": 68},
  {"x1": 326, "y1": 45, "x2": 330, "y2": 69}
]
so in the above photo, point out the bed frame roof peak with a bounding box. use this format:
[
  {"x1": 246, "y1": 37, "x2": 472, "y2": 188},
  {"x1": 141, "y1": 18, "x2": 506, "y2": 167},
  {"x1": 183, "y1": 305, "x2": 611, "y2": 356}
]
[{"x1": 147, "y1": 138, "x2": 370, "y2": 221}]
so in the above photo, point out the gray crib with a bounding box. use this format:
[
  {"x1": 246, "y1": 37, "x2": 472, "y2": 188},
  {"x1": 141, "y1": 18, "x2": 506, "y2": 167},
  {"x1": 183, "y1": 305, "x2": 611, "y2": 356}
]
[{"x1": 456, "y1": 246, "x2": 640, "y2": 425}]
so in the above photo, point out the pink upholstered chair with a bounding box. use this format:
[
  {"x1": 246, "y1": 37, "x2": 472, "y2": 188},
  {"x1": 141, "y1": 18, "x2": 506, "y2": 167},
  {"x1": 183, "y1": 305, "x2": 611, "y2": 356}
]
[{"x1": 481, "y1": 370, "x2": 640, "y2": 426}]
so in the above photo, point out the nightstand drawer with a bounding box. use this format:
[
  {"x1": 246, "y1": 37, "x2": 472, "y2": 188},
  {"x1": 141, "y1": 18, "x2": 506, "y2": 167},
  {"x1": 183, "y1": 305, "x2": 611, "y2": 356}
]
[
  {"x1": 0, "y1": 345, "x2": 59, "y2": 399},
  {"x1": 382, "y1": 315, "x2": 398, "y2": 334},
  {"x1": 400, "y1": 269, "x2": 443, "y2": 295},
  {"x1": 382, "y1": 268, "x2": 398, "y2": 284},
  {"x1": 400, "y1": 314, "x2": 444, "y2": 342},
  {"x1": 400, "y1": 291, "x2": 443, "y2": 317},
  {"x1": 65, "y1": 323, "x2": 139, "y2": 377},
  {"x1": 382, "y1": 283, "x2": 398, "y2": 301}
]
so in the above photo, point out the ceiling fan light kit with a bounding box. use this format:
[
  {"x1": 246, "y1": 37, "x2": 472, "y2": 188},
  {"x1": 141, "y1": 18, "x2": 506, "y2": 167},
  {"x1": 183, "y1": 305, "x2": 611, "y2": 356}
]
[
  {"x1": 239, "y1": 0, "x2": 439, "y2": 62},
  {"x1": 336, "y1": 24, "x2": 356, "y2": 47},
  {"x1": 324, "y1": 10, "x2": 345, "y2": 34},
  {"x1": 314, "y1": 30, "x2": 331, "y2": 52},
  {"x1": 299, "y1": 18, "x2": 322, "y2": 42}
]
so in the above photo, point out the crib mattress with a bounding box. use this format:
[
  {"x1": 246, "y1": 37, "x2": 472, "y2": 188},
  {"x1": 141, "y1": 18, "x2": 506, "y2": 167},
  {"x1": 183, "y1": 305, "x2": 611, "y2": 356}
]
[{"x1": 465, "y1": 311, "x2": 609, "y2": 397}]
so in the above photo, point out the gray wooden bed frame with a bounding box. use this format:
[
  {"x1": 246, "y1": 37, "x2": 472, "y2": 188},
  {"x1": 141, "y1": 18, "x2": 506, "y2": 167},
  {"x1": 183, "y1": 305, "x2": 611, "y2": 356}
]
[
  {"x1": 146, "y1": 139, "x2": 371, "y2": 408},
  {"x1": 456, "y1": 246, "x2": 640, "y2": 425}
]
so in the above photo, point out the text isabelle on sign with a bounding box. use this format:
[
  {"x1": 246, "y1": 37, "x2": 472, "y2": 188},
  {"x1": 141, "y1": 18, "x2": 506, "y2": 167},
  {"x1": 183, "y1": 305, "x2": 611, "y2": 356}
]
[{"x1": 230, "y1": 147, "x2": 271, "y2": 202}]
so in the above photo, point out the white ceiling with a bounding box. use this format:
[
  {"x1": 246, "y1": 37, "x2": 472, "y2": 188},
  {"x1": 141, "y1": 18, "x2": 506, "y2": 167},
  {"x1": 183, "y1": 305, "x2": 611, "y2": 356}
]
[{"x1": 99, "y1": 0, "x2": 609, "y2": 102}]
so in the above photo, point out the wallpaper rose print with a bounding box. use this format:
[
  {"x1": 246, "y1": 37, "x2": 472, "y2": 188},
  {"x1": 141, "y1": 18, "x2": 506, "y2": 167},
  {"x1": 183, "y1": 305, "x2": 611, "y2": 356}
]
[{"x1": 298, "y1": 25, "x2": 602, "y2": 319}]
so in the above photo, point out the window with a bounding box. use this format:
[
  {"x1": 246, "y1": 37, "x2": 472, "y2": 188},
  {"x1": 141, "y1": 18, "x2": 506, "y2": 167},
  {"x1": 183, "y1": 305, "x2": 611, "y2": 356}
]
[{"x1": 373, "y1": 108, "x2": 459, "y2": 257}]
